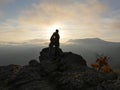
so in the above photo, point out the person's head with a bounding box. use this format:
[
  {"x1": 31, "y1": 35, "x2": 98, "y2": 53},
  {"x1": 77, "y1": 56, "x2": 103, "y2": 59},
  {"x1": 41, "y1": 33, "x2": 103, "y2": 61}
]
[{"x1": 56, "y1": 29, "x2": 59, "y2": 33}]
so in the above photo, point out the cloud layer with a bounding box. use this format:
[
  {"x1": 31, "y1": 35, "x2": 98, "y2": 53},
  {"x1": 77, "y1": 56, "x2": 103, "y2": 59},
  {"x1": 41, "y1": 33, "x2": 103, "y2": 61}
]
[
  {"x1": 0, "y1": 0, "x2": 120, "y2": 44},
  {"x1": 20, "y1": 0, "x2": 106, "y2": 28},
  {"x1": 18, "y1": 0, "x2": 107, "y2": 39}
]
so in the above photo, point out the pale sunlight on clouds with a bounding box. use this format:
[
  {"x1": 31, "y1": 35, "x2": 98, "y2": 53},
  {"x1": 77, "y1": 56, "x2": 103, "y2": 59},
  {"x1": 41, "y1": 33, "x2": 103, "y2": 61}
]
[
  {"x1": 18, "y1": 0, "x2": 107, "y2": 40},
  {"x1": 47, "y1": 24, "x2": 65, "y2": 39},
  {"x1": 0, "y1": 0, "x2": 120, "y2": 44}
]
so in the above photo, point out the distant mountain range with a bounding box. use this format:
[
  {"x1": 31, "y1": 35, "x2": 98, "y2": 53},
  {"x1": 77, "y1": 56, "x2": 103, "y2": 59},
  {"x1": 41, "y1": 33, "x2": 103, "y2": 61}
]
[
  {"x1": 0, "y1": 38, "x2": 120, "y2": 69},
  {"x1": 62, "y1": 38, "x2": 120, "y2": 68}
]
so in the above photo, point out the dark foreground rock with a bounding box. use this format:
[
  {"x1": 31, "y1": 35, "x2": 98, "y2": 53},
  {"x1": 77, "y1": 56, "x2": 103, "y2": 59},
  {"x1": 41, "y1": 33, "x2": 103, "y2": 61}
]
[{"x1": 0, "y1": 47, "x2": 119, "y2": 90}]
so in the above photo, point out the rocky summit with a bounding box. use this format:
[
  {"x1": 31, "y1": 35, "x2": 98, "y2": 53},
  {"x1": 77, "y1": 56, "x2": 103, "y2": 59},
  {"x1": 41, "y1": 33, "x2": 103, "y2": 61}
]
[{"x1": 0, "y1": 47, "x2": 120, "y2": 90}]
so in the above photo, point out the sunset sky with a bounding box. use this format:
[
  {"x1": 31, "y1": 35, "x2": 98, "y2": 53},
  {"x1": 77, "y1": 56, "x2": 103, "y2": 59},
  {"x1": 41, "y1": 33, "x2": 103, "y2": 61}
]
[{"x1": 0, "y1": 0, "x2": 120, "y2": 44}]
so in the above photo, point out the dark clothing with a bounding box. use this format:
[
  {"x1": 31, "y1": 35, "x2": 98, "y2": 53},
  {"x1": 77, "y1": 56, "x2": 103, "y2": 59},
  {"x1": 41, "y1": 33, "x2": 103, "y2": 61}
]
[
  {"x1": 50, "y1": 32, "x2": 60, "y2": 44},
  {"x1": 50, "y1": 32, "x2": 60, "y2": 47},
  {"x1": 49, "y1": 32, "x2": 60, "y2": 60}
]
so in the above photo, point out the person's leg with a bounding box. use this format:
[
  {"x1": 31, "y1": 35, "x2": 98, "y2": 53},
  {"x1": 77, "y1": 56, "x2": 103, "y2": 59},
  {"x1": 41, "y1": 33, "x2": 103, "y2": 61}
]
[
  {"x1": 48, "y1": 42, "x2": 53, "y2": 60},
  {"x1": 55, "y1": 42, "x2": 60, "y2": 58}
]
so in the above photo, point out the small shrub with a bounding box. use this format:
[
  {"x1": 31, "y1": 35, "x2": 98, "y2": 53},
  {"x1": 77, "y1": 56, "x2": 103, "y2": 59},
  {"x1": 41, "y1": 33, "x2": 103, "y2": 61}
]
[{"x1": 91, "y1": 55, "x2": 113, "y2": 73}]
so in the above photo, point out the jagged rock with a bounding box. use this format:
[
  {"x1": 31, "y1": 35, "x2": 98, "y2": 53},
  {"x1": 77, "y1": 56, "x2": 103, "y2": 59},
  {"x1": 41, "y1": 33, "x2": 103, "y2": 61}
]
[
  {"x1": 0, "y1": 47, "x2": 119, "y2": 90},
  {"x1": 38, "y1": 47, "x2": 63, "y2": 73},
  {"x1": 7, "y1": 65, "x2": 54, "y2": 90},
  {"x1": 39, "y1": 48, "x2": 87, "y2": 72},
  {"x1": 38, "y1": 47, "x2": 118, "y2": 90},
  {"x1": 99, "y1": 72, "x2": 118, "y2": 81},
  {"x1": 97, "y1": 78, "x2": 120, "y2": 90},
  {"x1": 29, "y1": 59, "x2": 39, "y2": 66},
  {"x1": 0, "y1": 64, "x2": 22, "y2": 90},
  {"x1": 59, "y1": 52, "x2": 87, "y2": 71},
  {"x1": 39, "y1": 47, "x2": 63, "y2": 62}
]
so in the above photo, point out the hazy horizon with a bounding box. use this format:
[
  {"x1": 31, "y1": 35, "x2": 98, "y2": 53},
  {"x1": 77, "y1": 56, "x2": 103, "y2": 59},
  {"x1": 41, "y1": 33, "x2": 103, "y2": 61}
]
[
  {"x1": 0, "y1": 37, "x2": 119, "y2": 46},
  {"x1": 0, "y1": 38, "x2": 119, "y2": 69}
]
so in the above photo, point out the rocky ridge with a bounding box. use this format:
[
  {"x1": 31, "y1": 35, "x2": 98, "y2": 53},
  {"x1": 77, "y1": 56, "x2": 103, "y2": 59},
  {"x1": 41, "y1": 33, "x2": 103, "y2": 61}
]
[{"x1": 0, "y1": 47, "x2": 119, "y2": 90}]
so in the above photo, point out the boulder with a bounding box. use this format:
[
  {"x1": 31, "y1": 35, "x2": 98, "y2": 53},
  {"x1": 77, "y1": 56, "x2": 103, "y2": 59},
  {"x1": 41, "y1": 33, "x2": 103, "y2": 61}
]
[
  {"x1": 29, "y1": 59, "x2": 39, "y2": 66},
  {"x1": 39, "y1": 47, "x2": 63, "y2": 62}
]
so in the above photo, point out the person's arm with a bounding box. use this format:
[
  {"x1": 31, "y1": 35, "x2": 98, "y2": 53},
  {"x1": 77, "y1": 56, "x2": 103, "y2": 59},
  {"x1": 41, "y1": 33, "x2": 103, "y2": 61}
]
[
  {"x1": 50, "y1": 32, "x2": 55, "y2": 42},
  {"x1": 50, "y1": 35, "x2": 53, "y2": 41}
]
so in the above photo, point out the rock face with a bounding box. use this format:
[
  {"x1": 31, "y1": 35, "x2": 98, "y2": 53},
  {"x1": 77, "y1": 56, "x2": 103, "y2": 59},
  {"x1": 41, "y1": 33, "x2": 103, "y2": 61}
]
[{"x1": 0, "y1": 47, "x2": 119, "y2": 90}]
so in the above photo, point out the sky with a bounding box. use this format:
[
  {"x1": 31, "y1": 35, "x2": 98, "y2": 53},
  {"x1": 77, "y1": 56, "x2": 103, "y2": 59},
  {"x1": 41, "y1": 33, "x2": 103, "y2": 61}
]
[{"x1": 0, "y1": 0, "x2": 120, "y2": 45}]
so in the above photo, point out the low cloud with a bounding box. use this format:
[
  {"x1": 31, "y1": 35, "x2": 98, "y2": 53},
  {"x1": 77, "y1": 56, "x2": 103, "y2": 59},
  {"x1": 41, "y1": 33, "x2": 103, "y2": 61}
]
[
  {"x1": 16, "y1": 0, "x2": 110, "y2": 41},
  {"x1": 0, "y1": 38, "x2": 48, "y2": 45},
  {"x1": 19, "y1": 0, "x2": 107, "y2": 31},
  {"x1": 109, "y1": 19, "x2": 120, "y2": 30}
]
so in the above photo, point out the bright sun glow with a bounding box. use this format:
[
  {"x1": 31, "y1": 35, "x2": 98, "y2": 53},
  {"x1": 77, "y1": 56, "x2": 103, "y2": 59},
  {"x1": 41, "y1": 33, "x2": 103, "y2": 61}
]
[
  {"x1": 47, "y1": 24, "x2": 65, "y2": 42},
  {"x1": 48, "y1": 24, "x2": 60, "y2": 36}
]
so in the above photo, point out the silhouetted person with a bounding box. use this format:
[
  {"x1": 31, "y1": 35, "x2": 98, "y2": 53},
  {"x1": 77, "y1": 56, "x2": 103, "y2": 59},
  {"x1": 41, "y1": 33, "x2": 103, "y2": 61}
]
[{"x1": 49, "y1": 29, "x2": 60, "y2": 60}]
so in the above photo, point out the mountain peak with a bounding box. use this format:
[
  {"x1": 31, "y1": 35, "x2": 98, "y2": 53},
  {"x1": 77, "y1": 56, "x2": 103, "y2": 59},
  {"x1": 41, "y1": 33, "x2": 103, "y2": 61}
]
[{"x1": 68, "y1": 38, "x2": 107, "y2": 44}]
